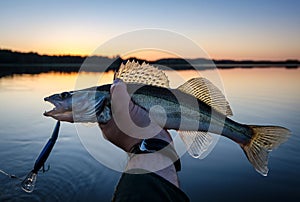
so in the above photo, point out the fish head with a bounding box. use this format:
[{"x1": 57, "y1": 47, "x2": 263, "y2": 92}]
[{"x1": 44, "y1": 89, "x2": 110, "y2": 123}]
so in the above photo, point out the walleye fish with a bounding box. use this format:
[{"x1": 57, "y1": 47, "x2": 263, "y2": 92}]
[{"x1": 43, "y1": 61, "x2": 290, "y2": 176}]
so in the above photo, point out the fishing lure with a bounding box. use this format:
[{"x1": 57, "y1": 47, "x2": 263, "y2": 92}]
[{"x1": 21, "y1": 121, "x2": 60, "y2": 193}]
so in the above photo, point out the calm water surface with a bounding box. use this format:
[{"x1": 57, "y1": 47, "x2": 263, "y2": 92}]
[{"x1": 0, "y1": 68, "x2": 299, "y2": 201}]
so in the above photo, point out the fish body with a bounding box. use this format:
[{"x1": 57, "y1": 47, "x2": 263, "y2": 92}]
[
  {"x1": 44, "y1": 82, "x2": 289, "y2": 176},
  {"x1": 43, "y1": 61, "x2": 290, "y2": 176}
]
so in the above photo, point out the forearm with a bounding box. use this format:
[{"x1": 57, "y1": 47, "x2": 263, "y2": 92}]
[{"x1": 126, "y1": 152, "x2": 179, "y2": 187}]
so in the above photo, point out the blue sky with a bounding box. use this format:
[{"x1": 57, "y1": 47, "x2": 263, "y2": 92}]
[{"x1": 0, "y1": 0, "x2": 299, "y2": 59}]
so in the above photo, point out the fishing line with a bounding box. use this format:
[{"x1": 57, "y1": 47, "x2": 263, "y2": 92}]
[{"x1": 0, "y1": 169, "x2": 22, "y2": 181}]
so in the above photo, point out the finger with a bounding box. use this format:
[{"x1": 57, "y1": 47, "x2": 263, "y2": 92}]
[
  {"x1": 110, "y1": 79, "x2": 131, "y2": 115},
  {"x1": 110, "y1": 78, "x2": 123, "y2": 93}
]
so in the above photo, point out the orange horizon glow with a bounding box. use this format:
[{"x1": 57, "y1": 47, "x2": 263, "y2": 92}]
[{"x1": 2, "y1": 46, "x2": 299, "y2": 61}]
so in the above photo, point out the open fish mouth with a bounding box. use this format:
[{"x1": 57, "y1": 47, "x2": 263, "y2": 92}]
[
  {"x1": 43, "y1": 96, "x2": 74, "y2": 122},
  {"x1": 43, "y1": 97, "x2": 71, "y2": 116}
]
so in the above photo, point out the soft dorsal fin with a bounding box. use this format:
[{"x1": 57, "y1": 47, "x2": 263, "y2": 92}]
[
  {"x1": 177, "y1": 78, "x2": 233, "y2": 116},
  {"x1": 114, "y1": 60, "x2": 170, "y2": 88},
  {"x1": 178, "y1": 130, "x2": 219, "y2": 159}
]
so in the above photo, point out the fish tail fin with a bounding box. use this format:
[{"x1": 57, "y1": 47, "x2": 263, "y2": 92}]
[{"x1": 241, "y1": 125, "x2": 290, "y2": 176}]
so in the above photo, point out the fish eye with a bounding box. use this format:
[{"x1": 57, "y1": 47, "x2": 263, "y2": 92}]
[{"x1": 59, "y1": 92, "x2": 70, "y2": 99}]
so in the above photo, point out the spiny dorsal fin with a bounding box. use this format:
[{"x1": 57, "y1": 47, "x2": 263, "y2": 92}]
[
  {"x1": 177, "y1": 78, "x2": 233, "y2": 116},
  {"x1": 114, "y1": 60, "x2": 170, "y2": 88},
  {"x1": 178, "y1": 131, "x2": 218, "y2": 159}
]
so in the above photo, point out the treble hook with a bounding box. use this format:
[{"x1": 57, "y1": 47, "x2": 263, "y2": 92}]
[{"x1": 41, "y1": 164, "x2": 50, "y2": 173}]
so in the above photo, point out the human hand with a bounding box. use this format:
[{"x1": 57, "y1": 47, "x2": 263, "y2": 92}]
[
  {"x1": 99, "y1": 79, "x2": 179, "y2": 186},
  {"x1": 99, "y1": 79, "x2": 172, "y2": 152}
]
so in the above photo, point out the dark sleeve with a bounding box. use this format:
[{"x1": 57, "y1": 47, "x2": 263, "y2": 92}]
[{"x1": 112, "y1": 169, "x2": 190, "y2": 202}]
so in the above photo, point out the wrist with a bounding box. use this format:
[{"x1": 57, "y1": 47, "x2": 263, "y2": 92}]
[
  {"x1": 128, "y1": 138, "x2": 181, "y2": 172},
  {"x1": 152, "y1": 129, "x2": 172, "y2": 143},
  {"x1": 126, "y1": 129, "x2": 172, "y2": 152}
]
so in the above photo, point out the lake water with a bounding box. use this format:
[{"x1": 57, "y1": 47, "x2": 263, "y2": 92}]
[{"x1": 0, "y1": 68, "x2": 299, "y2": 201}]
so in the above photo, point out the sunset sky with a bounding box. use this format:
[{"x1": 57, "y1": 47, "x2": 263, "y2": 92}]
[{"x1": 1, "y1": 0, "x2": 299, "y2": 60}]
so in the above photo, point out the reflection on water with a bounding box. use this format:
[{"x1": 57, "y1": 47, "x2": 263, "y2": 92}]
[{"x1": 0, "y1": 68, "x2": 299, "y2": 201}]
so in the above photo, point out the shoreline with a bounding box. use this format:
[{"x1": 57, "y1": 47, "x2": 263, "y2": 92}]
[{"x1": 0, "y1": 63, "x2": 298, "y2": 78}]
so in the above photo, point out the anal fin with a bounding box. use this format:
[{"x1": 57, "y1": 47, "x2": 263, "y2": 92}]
[{"x1": 178, "y1": 131, "x2": 219, "y2": 159}]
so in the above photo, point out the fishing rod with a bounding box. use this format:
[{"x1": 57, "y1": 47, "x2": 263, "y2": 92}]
[{"x1": 21, "y1": 121, "x2": 60, "y2": 193}]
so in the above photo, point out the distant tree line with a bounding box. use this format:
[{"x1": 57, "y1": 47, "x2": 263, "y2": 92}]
[
  {"x1": 0, "y1": 49, "x2": 85, "y2": 64},
  {"x1": 0, "y1": 48, "x2": 299, "y2": 77}
]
